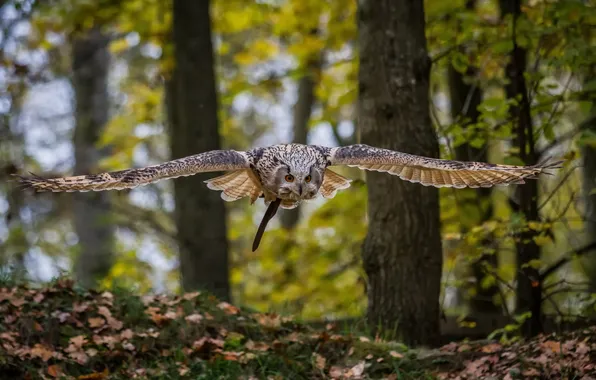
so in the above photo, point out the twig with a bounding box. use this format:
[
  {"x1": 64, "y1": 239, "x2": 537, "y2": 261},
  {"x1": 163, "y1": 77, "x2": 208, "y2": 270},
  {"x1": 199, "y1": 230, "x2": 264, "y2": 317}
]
[{"x1": 540, "y1": 241, "x2": 596, "y2": 280}]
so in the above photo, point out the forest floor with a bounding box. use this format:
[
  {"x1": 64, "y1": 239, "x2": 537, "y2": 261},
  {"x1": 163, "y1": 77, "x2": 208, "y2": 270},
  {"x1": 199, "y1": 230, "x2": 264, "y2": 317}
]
[{"x1": 0, "y1": 277, "x2": 595, "y2": 379}]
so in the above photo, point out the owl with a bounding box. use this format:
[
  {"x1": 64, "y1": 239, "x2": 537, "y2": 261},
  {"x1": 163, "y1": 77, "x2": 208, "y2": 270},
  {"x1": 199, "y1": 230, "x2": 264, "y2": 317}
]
[{"x1": 14, "y1": 143, "x2": 562, "y2": 250}]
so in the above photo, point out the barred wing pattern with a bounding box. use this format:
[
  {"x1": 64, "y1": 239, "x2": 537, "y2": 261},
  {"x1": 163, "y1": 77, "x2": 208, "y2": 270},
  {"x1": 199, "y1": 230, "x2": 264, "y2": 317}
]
[
  {"x1": 329, "y1": 144, "x2": 562, "y2": 188},
  {"x1": 13, "y1": 150, "x2": 250, "y2": 192}
]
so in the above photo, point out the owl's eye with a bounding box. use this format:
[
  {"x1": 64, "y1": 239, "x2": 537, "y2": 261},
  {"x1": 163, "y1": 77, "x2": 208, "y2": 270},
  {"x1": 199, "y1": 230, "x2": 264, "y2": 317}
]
[
  {"x1": 284, "y1": 174, "x2": 294, "y2": 182},
  {"x1": 305, "y1": 175, "x2": 312, "y2": 183}
]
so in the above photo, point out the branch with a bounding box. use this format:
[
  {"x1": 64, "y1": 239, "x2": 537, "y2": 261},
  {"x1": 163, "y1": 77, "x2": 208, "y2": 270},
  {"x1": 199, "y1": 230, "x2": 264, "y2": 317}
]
[{"x1": 540, "y1": 241, "x2": 596, "y2": 280}]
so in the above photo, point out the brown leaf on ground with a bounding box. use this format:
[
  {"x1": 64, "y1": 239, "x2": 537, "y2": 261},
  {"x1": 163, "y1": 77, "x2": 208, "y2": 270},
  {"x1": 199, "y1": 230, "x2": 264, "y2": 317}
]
[
  {"x1": 542, "y1": 340, "x2": 561, "y2": 353},
  {"x1": 120, "y1": 329, "x2": 134, "y2": 340},
  {"x1": 97, "y1": 306, "x2": 112, "y2": 319},
  {"x1": 77, "y1": 368, "x2": 109, "y2": 379},
  {"x1": 88, "y1": 317, "x2": 105, "y2": 328},
  {"x1": 33, "y1": 293, "x2": 44, "y2": 303},
  {"x1": 10, "y1": 297, "x2": 26, "y2": 307},
  {"x1": 480, "y1": 343, "x2": 502, "y2": 353},
  {"x1": 314, "y1": 353, "x2": 326, "y2": 369},
  {"x1": 30, "y1": 344, "x2": 53, "y2": 362},
  {"x1": 182, "y1": 291, "x2": 201, "y2": 300},
  {"x1": 217, "y1": 301, "x2": 240, "y2": 315},
  {"x1": 69, "y1": 350, "x2": 89, "y2": 365},
  {"x1": 389, "y1": 350, "x2": 403, "y2": 358},
  {"x1": 47, "y1": 364, "x2": 62, "y2": 378},
  {"x1": 185, "y1": 313, "x2": 203, "y2": 324}
]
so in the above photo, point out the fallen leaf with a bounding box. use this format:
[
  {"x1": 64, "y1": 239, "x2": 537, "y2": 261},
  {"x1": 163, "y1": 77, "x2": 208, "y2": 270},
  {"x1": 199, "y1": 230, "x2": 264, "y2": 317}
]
[
  {"x1": 122, "y1": 342, "x2": 135, "y2": 351},
  {"x1": 348, "y1": 361, "x2": 365, "y2": 377},
  {"x1": 542, "y1": 340, "x2": 561, "y2": 353},
  {"x1": 88, "y1": 317, "x2": 105, "y2": 328},
  {"x1": 69, "y1": 335, "x2": 88, "y2": 348},
  {"x1": 33, "y1": 293, "x2": 44, "y2": 303},
  {"x1": 30, "y1": 344, "x2": 53, "y2": 362},
  {"x1": 314, "y1": 353, "x2": 326, "y2": 369},
  {"x1": 178, "y1": 366, "x2": 189, "y2": 376},
  {"x1": 101, "y1": 291, "x2": 113, "y2": 302},
  {"x1": 10, "y1": 297, "x2": 26, "y2": 307},
  {"x1": 120, "y1": 329, "x2": 134, "y2": 340},
  {"x1": 78, "y1": 368, "x2": 109, "y2": 379},
  {"x1": 47, "y1": 364, "x2": 62, "y2": 378},
  {"x1": 522, "y1": 368, "x2": 541, "y2": 376},
  {"x1": 107, "y1": 317, "x2": 123, "y2": 330},
  {"x1": 73, "y1": 302, "x2": 89, "y2": 313},
  {"x1": 33, "y1": 322, "x2": 43, "y2": 332},
  {"x1": 389, "y1": 350, "x2": 403, "y2": 358},
  {"x1": 69, "y1": 350, "x2": 89, "y2": 364},
  {"x1": 576, "y1": 341, "x2": 590, "y2": 355},
  {"x1": 86, "y1": 348, "x2": 98, "y2": 357},
  {"x1": 97, "y1": 306, "x2": 111, "y2": 319},
  {"x1": 183, "y1": 291, "x2": 201, "y2": 300},
  {"x1": 365, "y1": 354, "x2": 373, "y2": 360},
  {"x1": 329, "y1": 366, "x2": 344, "y2": 379},
  {"x1": 481, "y1": 343, "x2": 502, "y2": 353},
  {"x1": 358, "y1": 336, "x2": 370, "y2": 342},
  {"x1": 457, "y1": 344, "x2": 471, "y2": 352},
  {"x1": 185, "y1": 313, "x2": 203, "y2": 324},
  {"x1": 217, "y1": 302, "x2": 240, "y2": 315}
]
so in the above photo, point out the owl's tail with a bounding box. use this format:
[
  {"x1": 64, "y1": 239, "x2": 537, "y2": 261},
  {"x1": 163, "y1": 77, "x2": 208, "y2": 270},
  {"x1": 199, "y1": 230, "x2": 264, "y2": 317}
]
[{"x1": 204, "y1": 170, "x2": 262, "y2": 204}]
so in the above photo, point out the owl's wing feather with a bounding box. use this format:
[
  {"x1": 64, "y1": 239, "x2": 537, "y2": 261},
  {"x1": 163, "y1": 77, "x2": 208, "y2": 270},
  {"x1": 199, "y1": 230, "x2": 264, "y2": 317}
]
[
  {"x1": 14, "y1": 150, "x2": 250, "y2": 192},
  {"x1": 329, "y1": 144, "x2": 562, "y2": 188}
]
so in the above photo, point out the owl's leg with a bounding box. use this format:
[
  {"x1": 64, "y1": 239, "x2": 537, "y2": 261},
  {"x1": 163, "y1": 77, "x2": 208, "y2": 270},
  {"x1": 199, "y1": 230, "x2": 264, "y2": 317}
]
[{"x1": 252, "y1": 198, "x2": 281, "y2": 252}]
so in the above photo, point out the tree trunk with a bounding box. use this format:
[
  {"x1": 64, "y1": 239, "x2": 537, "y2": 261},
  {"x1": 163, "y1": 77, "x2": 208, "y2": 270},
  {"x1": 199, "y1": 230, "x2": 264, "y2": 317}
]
[
  {"x1": 279, "y1": 60, "x2": 318, "y2": 230},
  {"x1": 447, "y1": 0, "x2": 499, "y2": 313},
  {"x1": 358, "y1": 0, "x2": 442, "y2": 346},
  {"x1": 499, "y1": 0, "x2": 543, "y2": 336},
  {"x1": 168, "y1": 0, "x2": 230, "y2": 300},
  {"x1": 72, "y1": 28, "x2": 115, "y2": 288},
  {"x1": 582, "y1": 66, "x2": 596, "y2": 293}
]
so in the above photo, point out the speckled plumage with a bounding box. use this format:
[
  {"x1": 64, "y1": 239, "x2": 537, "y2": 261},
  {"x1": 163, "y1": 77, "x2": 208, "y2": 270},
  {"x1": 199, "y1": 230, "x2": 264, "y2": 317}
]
[
  {"x1": 14, "y1": 143, "x2": 562, "y2": 249},
  {"x1": 14, "y1": 143, "x2": 562, "y2": 199}
]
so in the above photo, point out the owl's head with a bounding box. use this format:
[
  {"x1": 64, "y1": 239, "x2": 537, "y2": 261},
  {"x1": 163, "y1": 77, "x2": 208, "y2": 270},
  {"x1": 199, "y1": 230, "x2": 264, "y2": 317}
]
[{"x1": 274, "y1": 164, "x2": 323, "y2": 201}]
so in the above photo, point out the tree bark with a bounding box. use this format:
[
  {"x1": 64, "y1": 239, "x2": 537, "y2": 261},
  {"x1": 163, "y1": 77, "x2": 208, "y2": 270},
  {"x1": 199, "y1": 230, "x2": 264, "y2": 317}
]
[
  {"x1": 499, "y1": 0, "x2": 543, "y2": 336},
  {"x1": 581, "y1": 66, "x2": 596, "y2": 293},
  {"x1": 72, "y1": 28, "x2": 115, "y2": 288},
  {"x1": 279, "y1": 59, "x2": 318, "y2": 230},
  {"x1": 168, "y1": 0, "x2": 230, "y2": 300},
  {"x1": 358, "y1": 0, "x2": 442, "y2": 346}
]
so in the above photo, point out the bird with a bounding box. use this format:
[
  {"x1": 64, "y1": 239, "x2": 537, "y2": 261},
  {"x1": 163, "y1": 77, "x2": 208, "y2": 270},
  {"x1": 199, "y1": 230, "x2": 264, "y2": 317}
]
[{"x1": 13, "y1": 143, "x2": 562, "y2": 250}]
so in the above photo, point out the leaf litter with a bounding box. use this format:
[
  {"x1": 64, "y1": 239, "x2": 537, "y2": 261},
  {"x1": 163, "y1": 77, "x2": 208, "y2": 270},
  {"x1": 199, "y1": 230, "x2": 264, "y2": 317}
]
[{"x1": 0, "y1": 277, "x2": 594, "y2": 379}]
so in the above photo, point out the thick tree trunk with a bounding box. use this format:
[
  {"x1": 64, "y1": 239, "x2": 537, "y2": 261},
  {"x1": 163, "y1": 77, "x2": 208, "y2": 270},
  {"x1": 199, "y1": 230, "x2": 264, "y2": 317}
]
[
  {"x1": 448, "y1": 7, "x2": 500, "y2": 313},
  {"x1": 582, "y1": 66, "x2": 596, "y2": 293},
  {"x1": 499, "y1": 0, "x2": 543, "y2": 336},
  {"x1": 279, "y1": 60, "x2": 318, "y2": 230},
  {"x1": 358, "y1": 0, "x2": 442, "y2": 346},
  {"x1": 168, "y1": 0, "x2": 230, "y2": 300},
  {"x1": 72, "y1": 28, "x2": 115, "y2": 288}
]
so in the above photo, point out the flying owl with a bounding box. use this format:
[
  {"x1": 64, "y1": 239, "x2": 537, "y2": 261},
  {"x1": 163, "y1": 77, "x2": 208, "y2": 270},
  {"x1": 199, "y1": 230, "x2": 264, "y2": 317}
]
[{"x1": 13, "y1": 144, "x2": 562, "y2": 250}]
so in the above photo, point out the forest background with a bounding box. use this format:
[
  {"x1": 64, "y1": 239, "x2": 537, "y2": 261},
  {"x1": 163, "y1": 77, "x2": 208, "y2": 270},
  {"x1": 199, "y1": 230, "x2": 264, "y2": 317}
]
[{"x1": 1, "y1": 0, "x2": 596, "y2": 347}]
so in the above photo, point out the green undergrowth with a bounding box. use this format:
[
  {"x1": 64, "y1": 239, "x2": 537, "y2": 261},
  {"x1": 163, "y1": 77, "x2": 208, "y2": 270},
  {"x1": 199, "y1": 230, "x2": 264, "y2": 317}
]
[{"x1": 0, "y1": 276, "x2": 594, "y2": 379}]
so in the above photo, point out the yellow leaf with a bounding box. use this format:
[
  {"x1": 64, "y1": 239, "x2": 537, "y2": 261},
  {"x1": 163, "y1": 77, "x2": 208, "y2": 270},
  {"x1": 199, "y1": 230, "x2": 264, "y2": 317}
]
[{"x1": 109, "y1": 38, "x2": 129, "y2": 54}]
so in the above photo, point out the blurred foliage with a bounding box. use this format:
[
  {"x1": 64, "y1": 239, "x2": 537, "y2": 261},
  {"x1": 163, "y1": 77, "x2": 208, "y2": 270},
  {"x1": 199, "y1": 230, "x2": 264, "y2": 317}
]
[{"x1": 1, "y1": 0, "x2": 596, "y2": 324}]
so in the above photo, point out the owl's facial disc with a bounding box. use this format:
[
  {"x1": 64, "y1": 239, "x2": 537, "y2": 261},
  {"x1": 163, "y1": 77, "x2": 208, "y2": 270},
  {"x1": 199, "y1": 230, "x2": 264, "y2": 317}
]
[{"x1": 275, "y1": 165, "x2": 322, "y2": 201}]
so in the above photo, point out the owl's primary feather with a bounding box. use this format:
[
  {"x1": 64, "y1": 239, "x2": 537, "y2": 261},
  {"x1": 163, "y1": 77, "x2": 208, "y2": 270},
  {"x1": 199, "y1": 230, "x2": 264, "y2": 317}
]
[
  {"x1": 14, "y1": 143, "x2": 562, "y2": 249},
  {"x1": 14, "y1": 150, "x2": 251, "y2": 192},
  {"x1": 329, "y1": 144, "x2": 562, "y2": 188}
]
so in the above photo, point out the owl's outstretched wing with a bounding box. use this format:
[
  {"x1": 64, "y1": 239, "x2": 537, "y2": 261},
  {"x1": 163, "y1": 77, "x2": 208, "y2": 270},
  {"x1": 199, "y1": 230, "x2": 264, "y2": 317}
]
[
  {"x1": 329, "y1": 144, "x2": 562, "y2": 188},
  {"x1": 13, "y1": 150, "x2": 250, "y2": 192}
]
